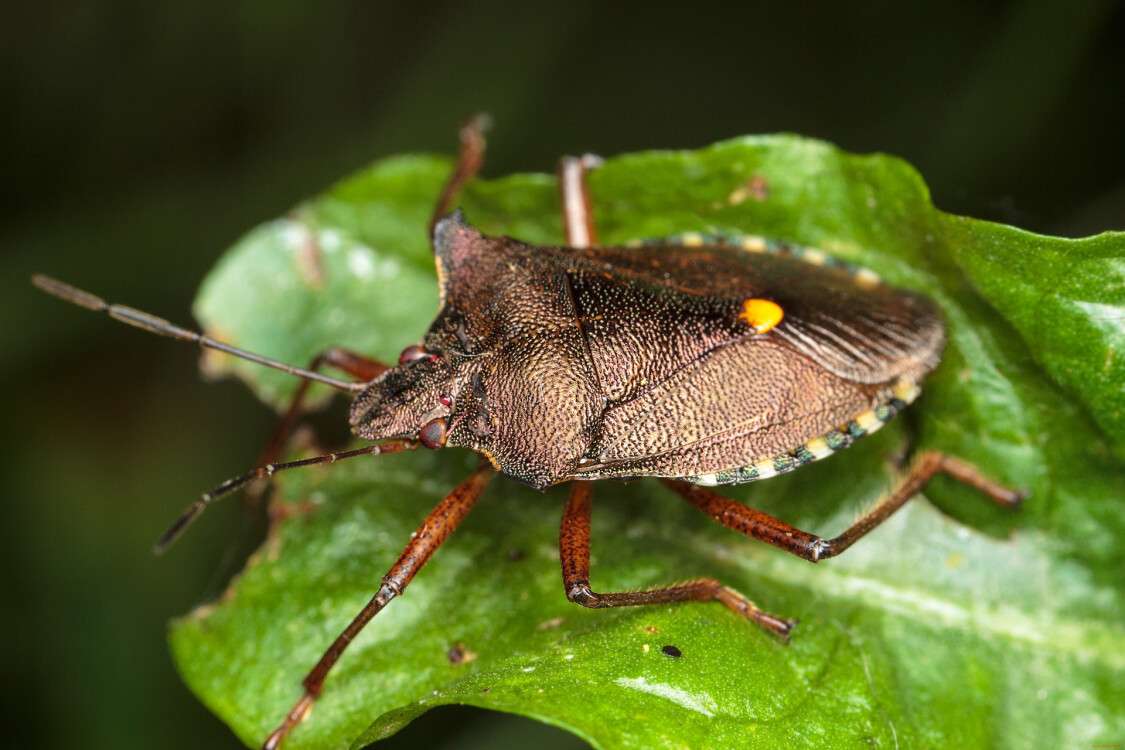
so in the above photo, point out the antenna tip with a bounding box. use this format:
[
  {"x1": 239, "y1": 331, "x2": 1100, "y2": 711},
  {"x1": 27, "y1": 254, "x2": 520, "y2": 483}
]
[
  {"x1": 153, "y1": 500, "x2": 206, "y2": 555},
  {"x1": 31, "y1": 274, "x2": 107, "y2": 311},
  {"x1": 30, "y1": 273, "x2": 59, "y2": 294}
]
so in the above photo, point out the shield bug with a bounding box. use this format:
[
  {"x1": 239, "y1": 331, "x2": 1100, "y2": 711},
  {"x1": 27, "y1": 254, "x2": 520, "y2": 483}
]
[{"x1": 34, "y1": 116, "x2": 1025, "y2": 749}]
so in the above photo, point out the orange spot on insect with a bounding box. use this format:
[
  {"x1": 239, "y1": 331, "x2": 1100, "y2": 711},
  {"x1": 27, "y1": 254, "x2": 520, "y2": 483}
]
[{"x1": 739, "y1": 298, "x2": 784, "y2": 334}]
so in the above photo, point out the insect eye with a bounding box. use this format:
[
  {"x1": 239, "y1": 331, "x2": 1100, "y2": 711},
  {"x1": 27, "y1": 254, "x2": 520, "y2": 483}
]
[
  {"x1": 419, "y1": 417, "x2": 449, "y2": 449},
  {"x1": 398, "y1": 345, "x2": 429, "y2": 365},
  {"x1": 438, "y1": 394, "x2": 453, "y2": 408}
]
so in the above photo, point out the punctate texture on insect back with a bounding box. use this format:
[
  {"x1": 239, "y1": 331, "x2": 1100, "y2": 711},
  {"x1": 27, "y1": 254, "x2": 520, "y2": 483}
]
[
  {"x1": 351, "y1": 213, "x2": 942, "y2": 491},
  {"x1": 177, "y1": 135, "x2": 1124, "y2": 750}
]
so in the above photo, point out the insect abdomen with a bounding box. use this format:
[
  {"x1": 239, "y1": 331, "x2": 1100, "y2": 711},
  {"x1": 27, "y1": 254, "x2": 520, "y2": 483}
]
[
  {"x1": 568, "y1": 232, "x2": 941, "y2": 486},
  {"x1": 686, "y1": 376, "x2": 920, "y2": 486}
]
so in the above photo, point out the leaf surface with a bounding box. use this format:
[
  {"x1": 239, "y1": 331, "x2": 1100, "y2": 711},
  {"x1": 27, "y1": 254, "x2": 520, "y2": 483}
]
[{"x1": 176, "y1": 136, "x2": 1125, "y2": 749}]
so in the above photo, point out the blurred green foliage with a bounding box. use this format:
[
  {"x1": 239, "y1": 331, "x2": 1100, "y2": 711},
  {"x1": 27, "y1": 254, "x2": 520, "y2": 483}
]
[{"x1": 3, "y1": 2, "x2": 1123, "y2": 749}]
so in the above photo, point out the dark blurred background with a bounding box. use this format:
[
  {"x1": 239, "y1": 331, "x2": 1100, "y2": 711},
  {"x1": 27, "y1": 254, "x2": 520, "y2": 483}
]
[{"x1": 3, "y1": 2, "x2": 1123, "y2": 749}]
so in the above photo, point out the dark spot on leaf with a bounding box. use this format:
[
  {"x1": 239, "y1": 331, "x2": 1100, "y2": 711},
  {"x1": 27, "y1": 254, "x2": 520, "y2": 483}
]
[
  {"x1": 728, "y1": 175, "x2": 770, "y2": 205},
  {"x1": 748, "y1": 175, "x2": 769, "y2": 201},
  {"x1": 286, "y1": 215, "x2": 325, "y2": 288},
  {"x1": 661, "y1": 645, "x2": 682, "y2": 658},
  {"x1": 507, "y1": 548, "x2": 526, "y2": 562},
  {"x1": 447, "y1": 642, "x2": 477, "y2": 665}
]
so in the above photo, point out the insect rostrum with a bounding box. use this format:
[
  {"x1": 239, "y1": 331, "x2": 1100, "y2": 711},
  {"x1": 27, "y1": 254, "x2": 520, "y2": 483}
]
[{"x1": 34, "y1": 118, "x2": 1024, "y2": 749}]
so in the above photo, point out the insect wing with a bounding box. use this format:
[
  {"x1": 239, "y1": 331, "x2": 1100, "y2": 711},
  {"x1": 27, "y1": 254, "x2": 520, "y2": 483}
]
[{"x1": 564, "y1": 240, "x2": 943, "y2": 479}]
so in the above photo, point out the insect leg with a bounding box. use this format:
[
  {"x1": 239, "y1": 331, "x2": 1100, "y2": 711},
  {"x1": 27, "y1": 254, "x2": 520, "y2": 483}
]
[
  {"x1": 664, "y1": 451, "x2": 1025, "y2": 562},
  {"x1": 429, "y1": 113, "x2": 490, "y2": 237},
  {"x1": 255, "y1": 347, "x2": 389, "y2": 471},
  {"x1": 559, "y1": 482, "x2": 793, "y2": 637},
  {"x1": 814, "y1": 451, "x2": 1024, "y2": 558},
  {"x1": 262, "y1": 466, "x2": 494, "y2": 750},
  {"x1": 557, "y1": 153, "x2": 603, "y2": 248}
]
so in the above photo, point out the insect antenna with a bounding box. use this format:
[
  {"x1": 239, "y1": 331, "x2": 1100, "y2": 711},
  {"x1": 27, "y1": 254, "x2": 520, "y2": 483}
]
[
  {"x1": 154, "y1": 439, "x2": 418, "y2": 554},
  {"x1": 31, "y1": 274, "x2": 364, "y2": 393}
]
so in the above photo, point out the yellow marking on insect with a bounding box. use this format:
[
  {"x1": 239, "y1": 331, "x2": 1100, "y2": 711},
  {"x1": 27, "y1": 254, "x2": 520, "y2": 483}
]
[
  {"x1": 681, "y1": 232, "x2": 704, "y2": 247},
  {"x1": 802, "y1": 248, "x2": 828, "y2": 266},
  {"x1": 854, "y1": 268, "x2": 881, "y2": 288},
  {"x1": 434, "y1": 258, "x2": 449, "y2": 305},
  {"x1": 893, "y1": 378, "x2": 920, "y2": 403},
  {"x1": 855, "y1": 410, "x2": 882, "y2": 433},
  {"x1": 753, "y1": 460, "x2": 777, "y2": 479},
  {"x1": 739, "y1": 298, "x2": 784, "y2": 334},
  {"x1": 740, "y1": 236, "x2": 767, "y2": 253},
  {"x1": 804, "y1": 437, "x2": 834, "y2": 459}
]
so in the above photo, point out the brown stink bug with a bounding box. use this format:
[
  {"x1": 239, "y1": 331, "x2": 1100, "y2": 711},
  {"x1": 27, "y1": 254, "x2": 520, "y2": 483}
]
[{"x1": 33, "y1": 117, "x2": 1025, "y2": 749}]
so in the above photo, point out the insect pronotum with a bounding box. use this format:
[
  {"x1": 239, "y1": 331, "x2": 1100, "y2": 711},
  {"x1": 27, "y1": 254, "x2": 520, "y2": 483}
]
[{"x1": 34, "y1": 116, "x2": 1025, "y2": 748}]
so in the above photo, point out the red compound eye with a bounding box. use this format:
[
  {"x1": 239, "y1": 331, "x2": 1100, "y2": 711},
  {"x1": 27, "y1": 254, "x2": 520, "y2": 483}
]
[
  {"x1": 419, "y1": 417, "x2": 449, "y2": 449},
  {"x1": 438, "y1": 394, "x2": 453, "y2": 408},
  {"x1": 398, "y1": 345, "x2": 428, "y2": 365}
]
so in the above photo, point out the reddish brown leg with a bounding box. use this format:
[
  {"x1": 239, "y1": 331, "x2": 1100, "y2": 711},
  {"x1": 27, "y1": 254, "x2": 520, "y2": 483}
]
[
  {"x1": 559, "y1": 482, "x2": 793, "y2": 637},
  {"x1": 429, "y1": 113, "x2": 490, "y2": 237},
  {"x1": 262, "y1": 466, "x2": 495, "y2": 750},
  {"x1": 557, "y1": 153, "x2": 603, "y2": 248},
  {"x1": 665, "y1": 451, "x2": 1025, "y2": 563},
  {"x1": 255, "y1": 347, "x2": 389, "y2": 470}
]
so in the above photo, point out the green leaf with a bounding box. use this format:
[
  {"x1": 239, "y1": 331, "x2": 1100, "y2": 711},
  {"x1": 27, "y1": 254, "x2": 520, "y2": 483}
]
[{"x1": 176, "y1": 136, "x2": 1125, "y2": 749}]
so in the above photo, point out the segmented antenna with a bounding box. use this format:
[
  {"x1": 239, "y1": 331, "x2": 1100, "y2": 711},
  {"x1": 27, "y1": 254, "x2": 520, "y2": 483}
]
[
  {"x1": 153, "y1": 441, "x2": 417, "y2": 554},
  {"x1": 32, "y1": 274, "x2": 363, "y2": 392}
]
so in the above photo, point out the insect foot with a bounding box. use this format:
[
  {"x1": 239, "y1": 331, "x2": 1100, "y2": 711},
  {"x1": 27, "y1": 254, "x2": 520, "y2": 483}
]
[
  {"x1": 565, "y1": 581, "x2": 601, "y2": 608},
  {"x1": 560, "y1": 483, "x2": 794, "y2": 640}
]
